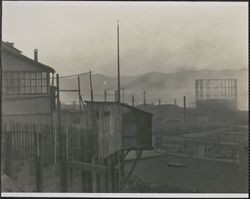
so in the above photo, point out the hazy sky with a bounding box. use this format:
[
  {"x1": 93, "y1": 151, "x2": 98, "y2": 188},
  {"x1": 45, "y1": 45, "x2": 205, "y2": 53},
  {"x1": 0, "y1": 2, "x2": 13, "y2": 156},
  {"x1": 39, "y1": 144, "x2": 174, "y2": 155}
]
[{"x1": 2, "y1": 1, "x2": 248, "y2": 76}]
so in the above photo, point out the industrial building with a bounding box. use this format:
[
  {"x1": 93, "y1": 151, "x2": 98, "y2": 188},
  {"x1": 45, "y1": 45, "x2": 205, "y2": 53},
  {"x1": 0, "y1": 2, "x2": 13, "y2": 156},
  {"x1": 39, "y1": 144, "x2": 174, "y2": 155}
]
[{"x1": 195, "y1": 79, "x2": 238, "y2": 112}]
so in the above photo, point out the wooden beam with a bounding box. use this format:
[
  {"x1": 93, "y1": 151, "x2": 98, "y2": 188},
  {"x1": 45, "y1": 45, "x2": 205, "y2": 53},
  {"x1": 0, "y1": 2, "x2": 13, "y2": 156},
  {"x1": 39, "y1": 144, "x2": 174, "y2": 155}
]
[
  {"x1": 59, "y1": 89, "x2": 79, "y2": 92},
  {"x1": 121, "y1": 150, "x2": 130, "y2": 161},
  {"x1": 67, "y1": 161, "x2": 107, "y2": 174},
  {"x1": 123, "y1": 149, "x2": 143, "y2": 185},
  {"x1": 36, "y1": 132, "x2": 44, "y2": 192},
  {"x1": 4, "y1": 132, "x2": 12, "y2": 177},
  {"x1": 89, "y1": 70, "x2": 94, "y2": 102},
  {"x1": 78, "y1": 75, "x2": 82, "y2": 111},
  {"x1": 121, "y1": 146, "x2": 153, "y2": 151}
]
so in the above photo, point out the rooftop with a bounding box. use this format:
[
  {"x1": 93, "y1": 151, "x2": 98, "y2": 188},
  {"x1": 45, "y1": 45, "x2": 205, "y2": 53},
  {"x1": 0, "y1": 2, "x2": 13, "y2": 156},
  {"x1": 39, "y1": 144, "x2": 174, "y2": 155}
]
[
  {"x1": 84, "y1": 101, "x2": 154, "y2": 116},
  {"x1": 1, "y1": 41, "x2": 55, "y2": 73}
]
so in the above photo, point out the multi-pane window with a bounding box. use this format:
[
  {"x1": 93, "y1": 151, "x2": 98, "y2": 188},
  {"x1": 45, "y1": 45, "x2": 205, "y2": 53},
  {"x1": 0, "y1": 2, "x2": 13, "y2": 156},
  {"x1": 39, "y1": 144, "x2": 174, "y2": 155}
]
[{"x1": 2, "y1": 71, "x2": 48, "y2": 95}]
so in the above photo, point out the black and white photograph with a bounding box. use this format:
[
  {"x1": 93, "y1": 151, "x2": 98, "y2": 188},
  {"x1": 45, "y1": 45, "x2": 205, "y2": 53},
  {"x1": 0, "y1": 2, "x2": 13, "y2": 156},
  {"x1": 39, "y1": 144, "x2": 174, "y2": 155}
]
[{"x1": 0, "y1": 1, "x2": 248, "y2": 198}]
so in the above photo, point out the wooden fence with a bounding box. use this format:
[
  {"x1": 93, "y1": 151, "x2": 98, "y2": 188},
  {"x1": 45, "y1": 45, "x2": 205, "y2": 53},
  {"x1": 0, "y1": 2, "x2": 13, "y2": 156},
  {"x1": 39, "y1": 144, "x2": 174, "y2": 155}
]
[
  {"x1": 1, "y1": 122, "x2": 96, "y2": 172},
  {"x1": 1, "y1": 122, "x2": 127, "y2": 193}
]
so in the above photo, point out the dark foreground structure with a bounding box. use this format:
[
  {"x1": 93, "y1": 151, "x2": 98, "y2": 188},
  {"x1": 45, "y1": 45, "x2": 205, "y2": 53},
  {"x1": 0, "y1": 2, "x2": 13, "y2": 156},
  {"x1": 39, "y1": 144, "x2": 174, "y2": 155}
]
[{"x1": 1, "y1": 42, "x2": 153, "y2": 192}]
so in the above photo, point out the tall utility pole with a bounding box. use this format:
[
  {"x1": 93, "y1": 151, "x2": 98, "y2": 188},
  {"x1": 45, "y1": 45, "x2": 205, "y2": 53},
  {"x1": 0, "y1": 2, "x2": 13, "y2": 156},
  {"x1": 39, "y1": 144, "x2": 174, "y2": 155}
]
[
  {"x1": 89, "y1": 70, "x2": 94, "y2": 102},
  {"x1": 56, "y1": 74, "x2": 60, "y2": 111},
  {"x1": 117, "y1": 20, "x2": 121, "y2": 103},
  {"x1": 183, "y1": 96, "x2": 186, "y2": 123}
]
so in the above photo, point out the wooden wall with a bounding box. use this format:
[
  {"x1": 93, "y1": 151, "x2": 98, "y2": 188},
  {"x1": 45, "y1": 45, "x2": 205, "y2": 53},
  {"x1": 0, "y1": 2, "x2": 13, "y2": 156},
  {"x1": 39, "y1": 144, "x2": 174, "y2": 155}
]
[
  {"x1": 2, "y1": 96, "x2": 51, "y2": 115},
  {"x1": 122, "y1": 106, "x2": 152, "y2": 150},
  {"x1": 2, "y1": 51, "x2": 47, "y2": 72},
  {"x1": 85, "y1": 103, "x2": 123, "y2": 159}
]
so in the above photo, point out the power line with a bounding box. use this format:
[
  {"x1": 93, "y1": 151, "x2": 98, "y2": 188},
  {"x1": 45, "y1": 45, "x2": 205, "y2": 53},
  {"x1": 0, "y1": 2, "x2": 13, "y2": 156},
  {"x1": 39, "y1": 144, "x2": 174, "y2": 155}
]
[
  {"x1": 51, "y1": 71, "x2": 91, "y2": 79},
  {"x1": 60, "y1": 72, "x2": 91, "y2": 79}
]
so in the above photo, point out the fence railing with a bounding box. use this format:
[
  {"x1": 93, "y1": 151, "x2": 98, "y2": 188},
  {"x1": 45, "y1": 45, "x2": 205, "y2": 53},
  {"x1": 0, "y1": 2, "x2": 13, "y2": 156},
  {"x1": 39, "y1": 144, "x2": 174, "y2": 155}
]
[{"x1": 1, "y1": 122, "x2": 96, "y2": 167}]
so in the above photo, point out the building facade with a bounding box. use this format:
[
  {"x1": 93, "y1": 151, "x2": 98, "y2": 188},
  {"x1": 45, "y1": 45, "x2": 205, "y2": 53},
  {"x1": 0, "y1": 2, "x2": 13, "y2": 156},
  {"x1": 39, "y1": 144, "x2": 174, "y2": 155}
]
[{"x1": 1, "y1": 41, "x2": 56, "y2": 123}]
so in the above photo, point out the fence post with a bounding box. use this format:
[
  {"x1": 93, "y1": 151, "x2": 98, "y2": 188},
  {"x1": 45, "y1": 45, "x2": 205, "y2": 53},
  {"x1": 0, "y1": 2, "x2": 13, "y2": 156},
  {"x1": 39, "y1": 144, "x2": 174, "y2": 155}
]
[
  {"x1": 35, "y1": 130, "x2": 43, "y2": 192},
  {"x1": 60, "y1": 126, "x2": 68, "y2": 192},
  {"x1": 4, "y1": 131, "x2": 12, "y2": 177},
  {"x1": 104, "y1": 90, "x2": 107, "y2": 102},
  {"x1": 81, "y1": 129, "x2": 87, "y2": 192}
]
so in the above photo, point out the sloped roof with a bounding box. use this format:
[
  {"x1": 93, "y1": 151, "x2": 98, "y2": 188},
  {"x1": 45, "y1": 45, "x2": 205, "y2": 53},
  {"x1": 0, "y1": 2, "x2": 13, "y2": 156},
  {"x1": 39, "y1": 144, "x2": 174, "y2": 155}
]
[
  {"x1": 1, "y1": 41, "x2": 55, "y2": 73},
  {"x1": 85, "y1": 101, "x2": 153, "y2": 116}
]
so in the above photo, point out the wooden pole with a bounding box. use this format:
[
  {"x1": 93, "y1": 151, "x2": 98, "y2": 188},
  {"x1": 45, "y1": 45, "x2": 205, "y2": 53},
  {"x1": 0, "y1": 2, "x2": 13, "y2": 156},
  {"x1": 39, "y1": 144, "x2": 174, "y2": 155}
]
[
  {"x1": 117, "y1": 20, "x2": 121, "y2": 103},
  {"x1": 123, "y1": 150, "x2": 142, "y2": 186},
  {"x1": 35, "y1": 128, "x2": 44, "y2": 192},
  {"x1": 235, "y1": 79, "x2": 237, "y2": 110},
  {"x1": 195, "y1": 80, "x2": 198, "y2": 109},
  {"x1": 89, "y1": 70, "x2": 94, "y2": 102},
  {"x1": 143, "y1": 91, "x2": 146, "y2": 106},
  {"x1": 46, "y1": 72, "x2": 50, "y2": 94},
  {"x1": 56, "y1": 73, "x2": 67, "y2": 191},
  {"x1": 0, "y1": 14, "x2": 2, "y2": 150},
  {"x1": 78, "y1": 75, "x2": 82, "y2": 111},
  {"x1": 122, "y1": 88, "x2": 124, "y2": 103},
  {"x1": 174, "y1": 98, "x2": 177, "y2": 105},
  {"x1": 183, "y1": 96, "x2": 186, "y2": 123},
  {"x1": 104, "y1": 158, "x2": 109, "y2": 192},
  {"x1": 56, "y1": 74, "x2": 60, "y2": 111},
  {"x1": 104, "y1": 90, "x2": 107, "y2": 102},
  {"x1": 158, "y1": 98, "x2": 161, "y2": 105},
  {"x1": 132, "y1": 95, "x2": 135, "y2": 107},
  {"x1": 115, "y1": 90, "x2": 117, "y2": 102},
  {"x1": 52, "y1": 72, "x2": 55, "y2": 88},
  {"x1": 4, "y1": 131, "x2": 12, "y2": 177},
  {"x1": 60, "y1": 128, "x2": 68, "y2": 192},
  {"x1": 81, "y1": 129, "x2": 89, "y2": 192}
]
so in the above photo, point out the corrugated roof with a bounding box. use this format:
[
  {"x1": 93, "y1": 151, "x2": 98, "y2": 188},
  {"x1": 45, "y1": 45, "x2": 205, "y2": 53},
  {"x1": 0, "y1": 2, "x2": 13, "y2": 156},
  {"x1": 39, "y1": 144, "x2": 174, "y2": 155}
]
[{"x1": 1, "y1": 41, "x2": 55, "y2": 73}]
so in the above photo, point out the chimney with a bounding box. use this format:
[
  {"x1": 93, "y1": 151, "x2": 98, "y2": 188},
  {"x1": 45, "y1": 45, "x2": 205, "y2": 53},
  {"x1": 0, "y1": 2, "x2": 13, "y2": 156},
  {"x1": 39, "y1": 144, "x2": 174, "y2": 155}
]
[
  {"x1": 6, "y1": 42, "x2": 15, "y2": 48},
  {"x1": 34, "y1": 49, "x2": 38, "y2": 62}
]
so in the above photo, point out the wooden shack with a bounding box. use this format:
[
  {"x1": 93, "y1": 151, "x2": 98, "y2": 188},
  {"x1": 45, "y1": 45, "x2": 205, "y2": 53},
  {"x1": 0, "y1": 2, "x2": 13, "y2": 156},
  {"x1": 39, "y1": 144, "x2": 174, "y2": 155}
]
[
  {"x1": 121, "y1": 103, "x2": 153, "y2": 150},
  {"x1": 48, "y1": 102, "x2": 152, "y2": 192},
  {"x1": 85, "y1": 101, "x2": 153, "y2": 158}
]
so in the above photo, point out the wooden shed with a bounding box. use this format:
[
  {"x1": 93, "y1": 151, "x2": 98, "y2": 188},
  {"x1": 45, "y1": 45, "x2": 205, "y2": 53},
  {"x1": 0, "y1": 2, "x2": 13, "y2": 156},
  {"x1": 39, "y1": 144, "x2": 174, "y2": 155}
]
[{"x1": 85, "y1": 101, "x2": 153, "y2": 158}]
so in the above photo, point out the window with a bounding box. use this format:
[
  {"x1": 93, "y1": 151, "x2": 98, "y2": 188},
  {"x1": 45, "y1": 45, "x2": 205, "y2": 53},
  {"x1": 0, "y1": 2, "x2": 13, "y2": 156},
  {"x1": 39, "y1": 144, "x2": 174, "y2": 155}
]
[{"x1": 2, "y1": 71, "x2": 48, "y2": 95}]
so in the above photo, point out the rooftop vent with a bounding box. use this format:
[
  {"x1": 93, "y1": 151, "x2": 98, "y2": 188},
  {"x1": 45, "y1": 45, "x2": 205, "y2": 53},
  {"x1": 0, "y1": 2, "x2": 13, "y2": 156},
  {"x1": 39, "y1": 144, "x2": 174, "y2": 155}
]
[
  {"x1": 34, "y1": 49, "x2": 38, "y2": 62},
  {"x1": 5, "y1": 42, "x2": 15, "y2": 48}
]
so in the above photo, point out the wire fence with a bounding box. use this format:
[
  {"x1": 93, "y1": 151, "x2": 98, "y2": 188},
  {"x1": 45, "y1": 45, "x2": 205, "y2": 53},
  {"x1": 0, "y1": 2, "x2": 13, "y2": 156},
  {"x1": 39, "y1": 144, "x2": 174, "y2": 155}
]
[{"x1": 57, "y1": 71, "x2": 197, "y2": 107}]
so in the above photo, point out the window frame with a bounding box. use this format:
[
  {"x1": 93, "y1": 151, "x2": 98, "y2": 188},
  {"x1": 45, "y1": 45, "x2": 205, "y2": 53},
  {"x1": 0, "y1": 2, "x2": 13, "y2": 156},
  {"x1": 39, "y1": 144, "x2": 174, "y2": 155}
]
[{"x1": 2, "y1": 71, "x2": 49, "y2": 95}]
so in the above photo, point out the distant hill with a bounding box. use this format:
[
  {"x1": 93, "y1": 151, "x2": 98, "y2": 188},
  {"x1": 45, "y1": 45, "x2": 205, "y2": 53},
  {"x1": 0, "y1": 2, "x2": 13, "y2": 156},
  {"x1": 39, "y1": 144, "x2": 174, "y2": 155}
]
[{"x1": 59, "y1": 68, "x2": 248, "y2": 110}]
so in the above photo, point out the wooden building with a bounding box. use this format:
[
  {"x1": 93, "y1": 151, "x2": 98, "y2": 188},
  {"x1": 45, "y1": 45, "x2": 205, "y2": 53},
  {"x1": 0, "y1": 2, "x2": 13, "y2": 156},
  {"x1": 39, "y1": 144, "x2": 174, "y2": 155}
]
[
  {"x1": 85, "y1": 101, "x2": 153, "y2": 157},
  {"x1": 1, "y1": 41, "x2": 153, "y2": 193},
  {"x1": 1, "y1": 41, "x2": 56, "y2": 123},
  {"x1": 56, "y1": 101, "x2": 153, "y2": 192}
]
